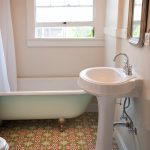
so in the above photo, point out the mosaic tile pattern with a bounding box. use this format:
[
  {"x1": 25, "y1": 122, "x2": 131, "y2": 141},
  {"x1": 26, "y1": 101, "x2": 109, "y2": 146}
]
[{"x1": 0, "y1": 112, "x2": 119, "y2": 150}]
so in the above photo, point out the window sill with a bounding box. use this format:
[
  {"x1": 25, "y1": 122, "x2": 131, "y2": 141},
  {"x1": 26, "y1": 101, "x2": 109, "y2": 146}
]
[{"x1": 27, "y1": 38, "x2": 104, "y2": 47}]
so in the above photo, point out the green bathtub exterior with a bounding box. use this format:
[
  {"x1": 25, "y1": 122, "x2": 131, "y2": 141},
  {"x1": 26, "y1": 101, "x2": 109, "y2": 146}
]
[{"x1": 0, "y1": 93, "x2": 93, "y2": 120}]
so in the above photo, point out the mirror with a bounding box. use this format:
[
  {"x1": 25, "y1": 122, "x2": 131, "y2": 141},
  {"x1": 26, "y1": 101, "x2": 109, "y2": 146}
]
[{"x1": 127, "y1": 0, "x2": 149, "y2": 47}]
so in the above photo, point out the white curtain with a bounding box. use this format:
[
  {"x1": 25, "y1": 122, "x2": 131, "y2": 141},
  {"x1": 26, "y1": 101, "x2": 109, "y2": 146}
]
[
  {"x1": 0, "y1": 0, "x2": 17, "y2": 91},
  {"x1": 0, "y1": 31, "x2": 10, "y2": 92}
]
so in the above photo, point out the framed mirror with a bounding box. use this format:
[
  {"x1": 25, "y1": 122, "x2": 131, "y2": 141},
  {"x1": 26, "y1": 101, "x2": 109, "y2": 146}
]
[{"x1": 127, "y1": 0, "x2": 149, "y2": 47}]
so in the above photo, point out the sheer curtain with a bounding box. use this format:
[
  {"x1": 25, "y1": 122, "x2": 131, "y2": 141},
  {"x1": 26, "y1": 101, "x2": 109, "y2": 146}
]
[
  {"x1": 0, "y1": 31, "x2": 10, "y2": 92},
  {"x1": 0, "y1": 0, "x2": 17, "y2": 91}
]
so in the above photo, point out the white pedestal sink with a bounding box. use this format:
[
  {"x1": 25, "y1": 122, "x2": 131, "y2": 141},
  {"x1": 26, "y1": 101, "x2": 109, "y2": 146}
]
[{"x1": 78, "y1": 67, "x2": 142, "y2": 150}]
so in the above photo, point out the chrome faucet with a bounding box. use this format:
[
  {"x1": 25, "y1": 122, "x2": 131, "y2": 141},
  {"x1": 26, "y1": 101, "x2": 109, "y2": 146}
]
[{"x1": 113, "y1": 53, "x2": 132, "y2": 75}]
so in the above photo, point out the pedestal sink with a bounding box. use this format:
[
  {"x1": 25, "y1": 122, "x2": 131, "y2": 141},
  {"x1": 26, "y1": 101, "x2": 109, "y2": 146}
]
[{"x1": 78, "y1": 67, "x2": 142, "y2": 150}]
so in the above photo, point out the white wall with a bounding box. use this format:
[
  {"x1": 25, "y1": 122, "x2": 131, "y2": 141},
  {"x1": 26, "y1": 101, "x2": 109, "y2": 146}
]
[
  {"x1": 10, "y1": 0, "x2": 105, "y2": 78},
  {"x1": 104, "y1": 0, "x2": 119, "y2": 67},
  {"x1": 105, "y1": 0, "x2": 150, "y2": 150}
]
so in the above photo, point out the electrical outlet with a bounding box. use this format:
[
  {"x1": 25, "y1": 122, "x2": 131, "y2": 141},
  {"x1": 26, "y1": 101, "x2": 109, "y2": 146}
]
[{"x1": 144, "y1": 33, "x2": 150, "y2": 46}]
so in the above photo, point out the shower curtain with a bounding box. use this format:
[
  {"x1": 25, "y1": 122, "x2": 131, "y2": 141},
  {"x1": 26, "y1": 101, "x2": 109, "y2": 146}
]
[
  {"x1": 0, "y1": 0, "x2": 17, "y2": 91},
  {"x1": 0, "y1": 31, "x2": 10, "y2": 92}
]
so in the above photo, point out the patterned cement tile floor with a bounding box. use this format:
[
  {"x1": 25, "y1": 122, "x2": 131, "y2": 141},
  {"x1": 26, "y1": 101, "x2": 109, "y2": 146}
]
[{"x1": 0, "y1": 112, "x2": 119, "y2": 150}]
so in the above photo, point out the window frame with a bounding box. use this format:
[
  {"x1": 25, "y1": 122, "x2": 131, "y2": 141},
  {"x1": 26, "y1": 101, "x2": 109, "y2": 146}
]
[{"x1": 26, "y1": 0, "x2": 104, "y2": 47}]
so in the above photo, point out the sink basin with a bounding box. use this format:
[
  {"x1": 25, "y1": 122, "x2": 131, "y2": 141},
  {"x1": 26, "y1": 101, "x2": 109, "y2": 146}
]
[{"x1": 78, "y1": 67, "x2": 142, "y2": 96}]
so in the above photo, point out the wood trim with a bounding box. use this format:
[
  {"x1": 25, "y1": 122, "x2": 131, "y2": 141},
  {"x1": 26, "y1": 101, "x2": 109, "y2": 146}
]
[{"x1": 127, "y1": 0, "x2": 149, "y2": 47}]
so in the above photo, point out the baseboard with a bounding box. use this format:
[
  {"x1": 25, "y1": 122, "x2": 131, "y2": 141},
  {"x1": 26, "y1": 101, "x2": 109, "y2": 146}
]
[{"x1": 114, "y1": 129, "x2": 128, "y2": 150}]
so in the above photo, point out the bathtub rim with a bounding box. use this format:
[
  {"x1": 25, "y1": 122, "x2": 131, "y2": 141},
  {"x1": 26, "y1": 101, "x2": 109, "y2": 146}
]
[{"x1": 0, "y1": 90, "x2": 87, "y2": 96}]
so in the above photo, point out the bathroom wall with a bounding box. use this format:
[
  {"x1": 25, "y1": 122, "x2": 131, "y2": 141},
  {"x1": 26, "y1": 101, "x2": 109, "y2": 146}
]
[
  {"x1": 10, "y1": 0, "x2": 105, "y2": 78},
  {"x1": 105, "y1": 0, "x2": 150, "y2": 150},
  {"x1": 104, "y1": 0, "x2": 119, "y2": 67}
]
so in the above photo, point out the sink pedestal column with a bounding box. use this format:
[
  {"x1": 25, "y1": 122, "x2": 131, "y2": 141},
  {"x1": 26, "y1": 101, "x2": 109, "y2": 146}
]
[{"x1": 96, "y1": 96, "x2": 116, "y2": 150}]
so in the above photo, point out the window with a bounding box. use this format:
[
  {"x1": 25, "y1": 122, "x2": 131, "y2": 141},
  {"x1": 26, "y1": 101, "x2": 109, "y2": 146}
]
[
  {"x1": 27, "y1": 0, "x2": 104, "y2": 47},
  {"x1": 35, "y1": 0, "x2": 94, "y2": 38}
]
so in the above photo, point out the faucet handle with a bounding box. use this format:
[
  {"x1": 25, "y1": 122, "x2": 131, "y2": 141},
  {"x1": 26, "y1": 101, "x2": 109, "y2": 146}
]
[
  {"x1": 128, "y1": 65, "x2": 132, "y2": 75},
  {"x1": 123, "y1": 64, "x2": 128, "y2": 74},
  {"x1": 123, "y1": 64, "x2": 132, "y2": 75}
]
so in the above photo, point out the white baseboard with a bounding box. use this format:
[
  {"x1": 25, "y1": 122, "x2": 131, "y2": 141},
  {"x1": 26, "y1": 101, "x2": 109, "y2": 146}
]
[{"x1": 114, "y1": 129, "x2": 128, "y2": 150}]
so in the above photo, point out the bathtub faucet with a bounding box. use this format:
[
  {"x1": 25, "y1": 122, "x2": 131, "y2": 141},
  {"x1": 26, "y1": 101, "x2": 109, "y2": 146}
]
[{"x1": 113, "y1": 53, "x2": 132, "y2": 75}]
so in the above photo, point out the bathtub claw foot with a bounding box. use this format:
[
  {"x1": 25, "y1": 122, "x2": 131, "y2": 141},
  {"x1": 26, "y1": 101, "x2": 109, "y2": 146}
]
[{"x1": 58, "y1": 118, "x2": 65, "y2": 132}]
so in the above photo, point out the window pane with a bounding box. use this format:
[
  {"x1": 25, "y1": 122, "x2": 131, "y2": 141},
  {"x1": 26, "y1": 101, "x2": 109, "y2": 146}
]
[
  {"x1": 50, "y1": 0, "x2": 93, "y2": 6},
  {"x1": 36, "y1": 0, "x2": 50, "y2": 6},
  {"x1": 64, "y1": 0, "x2": 80, "y2": 6},
  {"x1": 36, "y1": 7, "x2": 93, "y2": 22},
  {"x1": 79, "y1": 0, "x2": 93, "y2": 6},
  {"x1": 35, "y1": 27, "x2": 94, "y2": 38},
  {"x1": 35, "y1": 0, "x2": 94, "y2": 39},
  {"x1": 51, "y1": 0, "x2": 65, "y2": 6}
]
